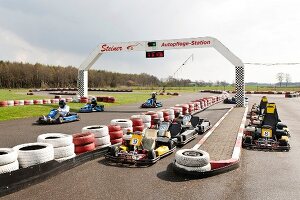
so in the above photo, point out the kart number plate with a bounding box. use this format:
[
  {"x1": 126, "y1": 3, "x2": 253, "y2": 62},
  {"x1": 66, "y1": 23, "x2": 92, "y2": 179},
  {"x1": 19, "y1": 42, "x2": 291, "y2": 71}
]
[
  {"x1": 130, "y1": 134, "x2": 143, "y2": 146},
  {"x1": 261, "y1": 128, "x2": 272, "y2": 138}
]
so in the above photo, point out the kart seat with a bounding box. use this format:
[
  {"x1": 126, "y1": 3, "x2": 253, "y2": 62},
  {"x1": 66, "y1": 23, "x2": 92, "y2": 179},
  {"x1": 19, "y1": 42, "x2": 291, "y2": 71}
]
[
  {"x1": 261, "y1": 103, "x2": 280, "y2": 130},
  {"x1": 169, "y1": 123, "x2": 182, "y2": 137}
]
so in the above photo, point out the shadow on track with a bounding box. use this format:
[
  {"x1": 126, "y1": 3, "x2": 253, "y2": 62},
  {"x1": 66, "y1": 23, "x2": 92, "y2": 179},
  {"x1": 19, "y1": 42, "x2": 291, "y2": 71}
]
[{"x1": 156, "y1": 163, "x2": 198, "y2": 182}]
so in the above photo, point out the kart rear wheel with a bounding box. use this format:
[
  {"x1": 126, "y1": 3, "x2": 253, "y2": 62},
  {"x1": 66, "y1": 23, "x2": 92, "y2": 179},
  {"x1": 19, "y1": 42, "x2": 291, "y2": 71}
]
[
  {"x1": 109, "y1": 146, "x2": 119, "y2": 157},
  {"x1": 147, "y1": 149, "x2": 156, "y2": 159}
]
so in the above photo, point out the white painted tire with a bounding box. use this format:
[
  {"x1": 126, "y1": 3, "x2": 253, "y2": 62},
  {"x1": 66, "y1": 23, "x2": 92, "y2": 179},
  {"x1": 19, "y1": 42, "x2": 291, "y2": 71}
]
[
  {"x1": 95, "y1": 135, "x2": 110, "y2": 146},
  {"x1": 7, "y1": 100, "x2": 14, "y2": 106},
  {"x1": 175, "y1": 149, "x2": 210, "y2": 167},
  {"x1": 157, "y1": 111, "x2": 163, "y2": 118},
  {"x1": 37, "y1": 133, "x2": 73, "y2": 148},
  {"x1": 140, "y1": 115, "x2": 151, "y2": 123},
  {"x1": 165, "y1": 109, "x2": 175, "y2": 115},
  {"x1": 169, "y1": 114, "x2": 175, "y2": 121},
  {"x1": 54, "y1": 144, "x2": 75, "y2": 159},
  {"x1": 144, "y1": 122, "x2": 151, "y2": 128},
  {"x1": 110, "y1": 119, "x2": 133, "y2": 128},
  {"x1": 0, "y1": 160, "x2": 19, "y2": 174},
  {"x1": 13, "y1": 143, "x2": 54, "y2": 168},
  {"x1": 0, "y1": 148, "x2": 18, "y2": 166},
  {"x1": 174, "y1": 161, "x2": 211, "y2": 172},
  {"x1": 19, "y1": 100, "x2": 24, "y2": 106},
  {"x1": 122, "y1": 127, "x2": 133, "y2": 134},
  {"x1": 55, "y1": 153, "x2": 76, "y2": 163},
  {"x1": 82, "y1": 125, "x2": 109, "y2": 138}
]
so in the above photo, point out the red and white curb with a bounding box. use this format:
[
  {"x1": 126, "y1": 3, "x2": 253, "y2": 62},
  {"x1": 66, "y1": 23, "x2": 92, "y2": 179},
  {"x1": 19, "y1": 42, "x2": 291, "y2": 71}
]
[
  {"x1": 231, "y1": 106, "x2": 248, "y2": 160},
  {"x1": 192, "y1": 106, "x2": 234, "y2": 150}
]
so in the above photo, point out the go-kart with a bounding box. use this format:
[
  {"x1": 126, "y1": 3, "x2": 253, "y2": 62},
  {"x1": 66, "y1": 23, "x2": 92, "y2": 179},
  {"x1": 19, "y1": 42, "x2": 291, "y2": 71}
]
[
  {"x1": 79, "y1": 104, "x2": 104, "y2": 113},
  {"x1": 224, "y1": 96, "x2": 248, "y2": 104},
  {"x1": 243, "y1": 102, "x2": 290, "y2": 151},
  {"x1": 168, "y1": 115, "x2": 211, "y2": 146},
  {"x1": 37, "y1": 109, "x2": 80, "y2": 124},
  {"x1": 105, "y1": 128, "x2": 176, "y2": 166},
  {"x1": 141, "y1": 98, "x2": 162, "y2": 108}
]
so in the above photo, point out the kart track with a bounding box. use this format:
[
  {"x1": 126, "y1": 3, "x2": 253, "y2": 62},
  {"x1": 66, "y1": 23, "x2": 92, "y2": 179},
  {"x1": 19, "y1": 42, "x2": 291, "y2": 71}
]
[{"x1": 0, "y1": 93, "x2": 299, "y2": 200}]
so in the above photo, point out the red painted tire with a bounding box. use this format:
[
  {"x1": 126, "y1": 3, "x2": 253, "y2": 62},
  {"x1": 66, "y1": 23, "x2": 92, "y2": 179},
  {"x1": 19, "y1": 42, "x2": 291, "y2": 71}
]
[
  {"x1": 133, "y1": 126, "x2": 144, "y2": 132},
  {"x1": 73, "y1": 132, "x2": 95, "y2": 146},
  {"x1": 107, "y1": 97, "x2": 115, "y2": 103},
  {"x1": 109, "y1": 130, "x2": 123, "y2": 140},
  {"x1": 164, "y1": 116, "x2": 170, "y2": 121},
  {"x1": 111, "y1": 138, "x2": 123, "y2": 145},
  {"x1": 14, "y1": 100, "x2": 19, "y2": 106},
  {"x1": 80, "y1": 97, "x2": 89, "y2": 103},
  {"x1": 131, "y1": 118, "x2": 143, "y2": 126},
  {"x1": 75, "y1": 142, "x2": 95, "y2": 154},
  {"x1": 0, "y1": 101, "x2": 8, "y2": 107},
  {"x1": 162, "y1": 111, "x2": 169, "y2": 117},
  {"x1": 108, "y1": 125, "x2": 121, "y2": 132}
]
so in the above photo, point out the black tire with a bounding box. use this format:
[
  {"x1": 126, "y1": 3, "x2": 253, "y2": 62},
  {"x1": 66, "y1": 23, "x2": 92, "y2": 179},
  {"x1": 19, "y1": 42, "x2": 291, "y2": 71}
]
[
  {"x1": 244, "y1": 136, "x2": 252, "y2": 144},
  {"x1": 109, "y1": 146, "x2": 119, "y2": 157},
  {"x1": 167, "y1": 140, "x2": 175, "y2": 150},
  {"x1": 56, "y1": 117, "x2": 63, "y2": 124},
  {"x1": 147, "y1": 149, "x2": 156, "y2": 159}
]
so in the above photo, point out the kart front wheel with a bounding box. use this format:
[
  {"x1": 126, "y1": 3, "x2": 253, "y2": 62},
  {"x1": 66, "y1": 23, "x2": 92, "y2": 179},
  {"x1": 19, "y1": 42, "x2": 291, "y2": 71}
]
[
  {"x1": 57, "y1": 117, "x2": 63, "y2": 124},
  {"x1": 109, "y1": 146, "x2": 119, "y2": 157},
  {"x1": 147, "y1": 149, "x2": 156, "y2": 159}
]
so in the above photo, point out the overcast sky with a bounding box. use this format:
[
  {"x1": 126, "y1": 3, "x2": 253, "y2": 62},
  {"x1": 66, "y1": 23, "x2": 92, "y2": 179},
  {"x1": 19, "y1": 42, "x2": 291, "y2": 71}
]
[{"x1": 0, "y1": 0, "x2": 300, "y2": 83}]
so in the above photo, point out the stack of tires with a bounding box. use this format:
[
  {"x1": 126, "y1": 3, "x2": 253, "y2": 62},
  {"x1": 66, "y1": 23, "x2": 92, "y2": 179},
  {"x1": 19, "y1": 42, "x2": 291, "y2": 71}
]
[
  {"x1": 13, "y1": 143, "x2": 54, "y2": 168},
  {"x1": 146, "y1": 111, "x2": 159, "y2": 126},
  {"x1": 108, "y1": 125, "x2": 123, "y2": 144},
  {"x1": 80, "y1": 97, "x2": 89, "y2": 103},
  {"x1": 174, "y1": 149, "x2": 211, "y2": 172},
  {"x1": 193, "y1": 102, "x2": 201, "y2": 111},
  {"x1": 157, "y1": 111, "x2": 164, "y2": 122},
  {"x1": 82, "y1": 125, "x2": 111, "y2": 148},
  {"x1": 176, "y1": 104, "x2": 189, "y2": 115},
  {"x1": 73, "y1": 132, "x2": 95, "y2": 154},
  {"x1": 170, "y1": 107, "x2": 182, "y2": 117},
  {"x1": 110, "y1": 119, "x2": 133, "y2": 134},
  {"x1": 130, "y1": 117, "x2": 144, "y2": 132},
  {"x1": 0, "y1": 101, "x2": 8, "y2": 107},
  {"x1": 188, "y1": 103, "x2": 194, "y2": 113},
  {"x1": 164, "y1": 109, "x2": 175, "y2": 121},
  {"x1": 37, "y1": 133, "x2": 75, "y2": 162},
  {"x1": 131, "y1": 114, "x2": 151, "y2": 129},
  {"x1": 0, "y1": 148, "x2": 19, "y2": 174},
  {"x1": 34, "y1": 100, "x2": 43, "y2": 105},
  {"x1": 7, "y1": 100, "x2": 14, "y2": 106}
]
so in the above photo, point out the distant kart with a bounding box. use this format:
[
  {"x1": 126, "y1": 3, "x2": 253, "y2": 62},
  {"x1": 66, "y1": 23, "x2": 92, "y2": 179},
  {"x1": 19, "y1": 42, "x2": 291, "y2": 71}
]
[
  {"x1": 37, "y1": 109, "x2": 80, "y2": 124},
  {"x1": 141, "y1": 98, "x2": 162, "y2": 108},
  {"x1": 79, "y1": 104, "x2": 104, "y2": 113},
  {"x1": 224, "y1": 97, "x2": 248, "y2": 104}
]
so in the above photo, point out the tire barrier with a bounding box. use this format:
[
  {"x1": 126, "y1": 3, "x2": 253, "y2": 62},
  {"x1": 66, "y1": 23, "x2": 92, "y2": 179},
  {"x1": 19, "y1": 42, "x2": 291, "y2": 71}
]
[
  {"x1": 108, "y1": 125, "x2": 123, "y2": 144},
  {"x1": 97, "y1": 96, "x2": 116, "y2": 103},
  {"x1": 13, "y1": 143, "x2": 54, "y2": 168},
  {"x1": 174, "y1": 149, "x2": 211, "y2": 172},
  {"x1": 33, "y1": 100, "x2": 43, "y2": 105},
  {"x1": 130, "y1": 117, "x2": 145, "y2": 132},
  {"x1": 37, "y1": 133, "x2": 75, "y2": 162},
  {"x1": 80, "y1": 97, "x2": 89, "y2": 103},
  {"x1": 43, "y1": 99, "x2": 51, "y2": 104},
  {"x1": 110, "y1": 119, "x2": 133, "y2": 135},
  {"x1": 72, "y1": 132, "x2": 95, "y2": 154},
  {"x1": 7, "y1": 100, "x2": 14, "y2": 107},
  {"x1": 81, "y1": 125, "x2": 111, "y2": 148},
  {"x1": 0, "y1": 148, "x2": 19, "y2": 174},
  {"x1": 0, "y1": 101, "x2": 8, "y2": 107}
]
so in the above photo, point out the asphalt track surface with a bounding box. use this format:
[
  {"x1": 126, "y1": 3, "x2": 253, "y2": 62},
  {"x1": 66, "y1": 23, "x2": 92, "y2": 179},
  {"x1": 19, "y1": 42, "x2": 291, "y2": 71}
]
[{"x1": 0, "y1": 93, "x2": 299, "y2": 200}]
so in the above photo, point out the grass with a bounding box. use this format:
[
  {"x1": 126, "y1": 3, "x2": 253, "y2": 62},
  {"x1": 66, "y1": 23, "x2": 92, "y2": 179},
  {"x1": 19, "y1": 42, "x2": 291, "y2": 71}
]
[
  {"x1": 0, "y1": 91, "x2": 171, "y2": 121},
  {"x1": 0, "y1": 89, "x2": 49, "y2": 101}
]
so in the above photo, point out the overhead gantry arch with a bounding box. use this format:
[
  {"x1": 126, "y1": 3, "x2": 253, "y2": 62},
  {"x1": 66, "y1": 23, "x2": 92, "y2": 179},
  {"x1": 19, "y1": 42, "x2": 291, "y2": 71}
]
[{"x1": 77, "y1": 37, "x2": 245, "y2": 107}]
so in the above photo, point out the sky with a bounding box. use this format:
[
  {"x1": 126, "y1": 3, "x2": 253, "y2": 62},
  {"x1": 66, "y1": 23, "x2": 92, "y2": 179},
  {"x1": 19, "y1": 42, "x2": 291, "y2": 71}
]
[{"x1": 0, "y1": 0, "x2": 300, "y2": 83}]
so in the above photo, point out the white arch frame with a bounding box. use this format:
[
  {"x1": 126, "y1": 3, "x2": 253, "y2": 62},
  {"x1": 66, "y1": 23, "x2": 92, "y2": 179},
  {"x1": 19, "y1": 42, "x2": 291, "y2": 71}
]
[{"x1": 77, "y1": 37, "x2": 245, "y2": 107}]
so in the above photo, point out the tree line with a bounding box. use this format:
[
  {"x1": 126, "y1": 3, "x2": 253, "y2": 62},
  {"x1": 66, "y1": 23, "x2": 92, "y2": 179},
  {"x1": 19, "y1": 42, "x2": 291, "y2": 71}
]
[
  {"x1": 0, "y1": 60, "x2": 233, "y2": 88},
  {"x1": 0, "y1": 61, "x2": 161, "y2": 88}
]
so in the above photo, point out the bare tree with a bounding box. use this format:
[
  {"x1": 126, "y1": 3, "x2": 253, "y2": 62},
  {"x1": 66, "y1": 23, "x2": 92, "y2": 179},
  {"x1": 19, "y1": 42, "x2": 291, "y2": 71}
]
[
  {"x1": 285, "y1": 73, "x2": 291, "y2": 87},
  {"x1": 276, "y1": 72, "x2": 284, "y2": 87}
]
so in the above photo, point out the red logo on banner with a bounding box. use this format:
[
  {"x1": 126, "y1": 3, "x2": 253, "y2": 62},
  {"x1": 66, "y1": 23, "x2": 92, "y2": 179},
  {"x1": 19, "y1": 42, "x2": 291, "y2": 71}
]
[{"x1": 100, "y1": 44, "x2": 123, "y2": 52}]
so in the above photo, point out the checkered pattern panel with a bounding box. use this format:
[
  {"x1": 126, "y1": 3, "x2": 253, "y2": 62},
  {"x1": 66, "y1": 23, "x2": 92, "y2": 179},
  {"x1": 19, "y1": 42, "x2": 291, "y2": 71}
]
[
  {"x1": 77, "y1": 70, "x2": 88, "y2": 97},
  {"x1": 235, "y1": 66, "x2": 245, "y2": 107}
]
